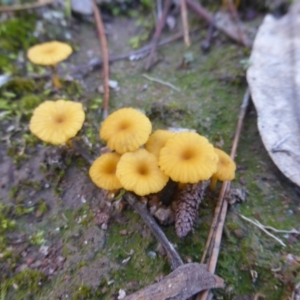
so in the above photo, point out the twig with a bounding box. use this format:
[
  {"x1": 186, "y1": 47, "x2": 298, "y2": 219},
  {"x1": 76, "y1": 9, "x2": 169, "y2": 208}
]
[
  {"x1": 226, "y1": 0, "x2": 247, "y2": 47},
  {"x1": 92, "y1": 0, "x2": 110, "y2": 120},
  {"x1": 186, "y1": 0, "x2": 214, "y2": 24},
  {"x1": 0, "y1": 0, "x2": 53, "y2": 12},
  {"x1": 201, "y1": 22, "x2": 215, "y2": 53},
  {"x1": 198, "y1": 88, "x2": 250, "y2": 300},
  {"x1": 263, "y1": 226, "x2": 300, "y2": 234},
  {"x1": 145, "y1": 0, "x2": 172, "y2": 71},
  {"x1": 186, "y1": 0, "x2": 250, "y2": 47},
  {"x1": 124, "y1": 192, "x2": 183, "y2": 270},
  {"x1": 156, "y1": 0, "x2": 162, "y2": 21},
  {"x1": 71, "y1": 138, "x2": 95, "y2": 165},
  {"x1": 142, "y1": 73, "x2": 180, "y2": 92},
  {"x1": 239, "y1": 215, "x2": 290, "y2": 247},
  {"x1": 180, "y1": 0, "x2": 190, "y2": 47}
]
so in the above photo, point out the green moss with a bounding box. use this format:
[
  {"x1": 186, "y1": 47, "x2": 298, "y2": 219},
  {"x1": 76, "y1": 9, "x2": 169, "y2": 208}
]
[
  {"x1": 62, "y1": 79, "x2": 83, "y2": 99},
  {"x1": 0, "y1": 14, "x2": 37, "y2": 52},
  {"x1": 36, "y1": 199, "x2": 48, "y2": 217},
  {"x1": 2, "y1": 269, "x2": 46, "y2": 298},
  {"x1": 1, "y1": 78, "x2": 35, "y2": 95},
  {"x1": 20, "y1": 94, "x2": 42, "y2": 110},
  {"x1": 29, "y1": 231, "x2": 45, "y2": 246}
]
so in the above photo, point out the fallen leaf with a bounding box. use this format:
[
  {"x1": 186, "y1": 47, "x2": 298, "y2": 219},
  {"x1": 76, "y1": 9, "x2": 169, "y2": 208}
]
[
  {"x1": 247, "y1": 0, "x2": 300, "y2": 186},
  {"x1": 124, "y1": 263, "x2": 224, "y2": 300}
]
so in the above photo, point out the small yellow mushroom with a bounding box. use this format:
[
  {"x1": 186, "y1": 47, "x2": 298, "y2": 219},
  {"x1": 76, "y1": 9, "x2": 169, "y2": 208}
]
[
  {"x1": 116, "y1": 148, "x2": 168, "y2": 196},
  {"x1": 159, "y1": 132, "x2": 218, "y2": 183},
  {"x1": 145, "y1": 129, "x2": 176, "y2": 158},
  {"x1": 89, "y1": 152, "x2": 122, "y2": 191},
  {"x1": 29, "y1": 99, "x2": 85, "y2": 145},
  {"x1": 209, "y1": 148, "x2": 236, "y2": 191},
  {"x1": 27, "y1": 41, "x2": 72, "y2": 89},
  {"x1": 100, "y1": 108, "x2": 152, "y2": 154}
]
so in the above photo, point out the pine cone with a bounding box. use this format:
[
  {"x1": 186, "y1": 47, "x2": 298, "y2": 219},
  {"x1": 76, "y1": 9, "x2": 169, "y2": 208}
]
[{"x1": 174, "y1": 181, "x2": 209, "y2": 238}]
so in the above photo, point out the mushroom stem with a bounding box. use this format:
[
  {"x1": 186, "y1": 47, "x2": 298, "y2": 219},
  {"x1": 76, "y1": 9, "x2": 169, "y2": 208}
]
[
  {"x1": 51, "y1": 65, "x2": 62, "y2": 89},
  {"x1": 209, "y1": 176, "x2": 218, "y2": 191},
  {"x1": 66, "y1": 139, "x2": 73, "y2": 148}
]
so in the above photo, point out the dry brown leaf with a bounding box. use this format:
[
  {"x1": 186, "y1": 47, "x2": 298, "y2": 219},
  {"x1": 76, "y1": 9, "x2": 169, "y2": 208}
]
[
  {"x1": 124, "y1": 263, "x2": 224, "y2": 300},
  {"x1": 247, "y1": 0, "x2": 300, "y2": 186}
]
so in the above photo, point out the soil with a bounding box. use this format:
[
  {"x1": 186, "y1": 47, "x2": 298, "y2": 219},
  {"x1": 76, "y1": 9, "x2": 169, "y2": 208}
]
[{"x1": 0, "y1": 2, "x2": 300, "y2": 300}]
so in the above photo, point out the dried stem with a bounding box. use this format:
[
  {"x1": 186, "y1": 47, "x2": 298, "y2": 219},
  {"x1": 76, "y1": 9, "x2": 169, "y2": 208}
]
[
  {"x1": 124, "y1": 192, "x2": 183, "y2": 270},
  {"x1": 145, "y1": 0, "x2": 172, "y2": 71},
  {"x1": 239, "y1": 214, "x2": 290, "y2": 247},
  {"x1": 180, "y1": 0, "x2": 190, "y2": 47},
  {"x1": 142, "y1": 74, "x2": 180, "y2": 92},
  {"x1": 0, "y1": 0, "x2": 53, "y2": 12},
  {"x1": 197, "y1": 88, "x2": 250, "y2": 300},
  {"x1": 71, "y1": 138, "x2": 94, "y2": 165},
  {"x1": 226, "y1": 0, "x2": 247, "y2": 46},
  {"x1": 186, "y1": 0, "x2": 250, "y2": 47},
  {"x1": 92, "y1": 0, "x2": 110, "y2": 119}
]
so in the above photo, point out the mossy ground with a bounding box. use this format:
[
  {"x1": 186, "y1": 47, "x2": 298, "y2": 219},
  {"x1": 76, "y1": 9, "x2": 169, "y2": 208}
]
[{"x1": 0, "y1": 4, "x2": 299, "y2": 300}]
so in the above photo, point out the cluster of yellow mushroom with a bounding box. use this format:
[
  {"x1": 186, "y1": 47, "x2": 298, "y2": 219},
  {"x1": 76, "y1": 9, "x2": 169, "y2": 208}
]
[{"x1": 89, "y1": 107, "x2": 236, "y2": 196}]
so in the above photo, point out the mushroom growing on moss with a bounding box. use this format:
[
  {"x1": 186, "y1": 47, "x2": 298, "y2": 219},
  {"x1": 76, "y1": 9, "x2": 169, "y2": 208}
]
[
  {"x1": 209, "y1": 148, "x2": 236, "y2": 191},
  {"x1": 145, "y1": 129, "x2": 176, "y2": 158},
  {"x1": 29, "y1": 99, "x2": 85, "y2": 145},
  {"x1": 89, "y1": 152, "x2": 122, "y2": 191},
  {"x1": 27, "y1": 41, "x2": 72, "y2": 89},
  {"x1": 100, "y1": 107, "x2": 152, "y2": 154},
  {"x1": 116, "y1": 148, "x2": 169, "y2": 196},
  {"x1": 159, "y1": 132, "x2": 218, "y2": 183}
]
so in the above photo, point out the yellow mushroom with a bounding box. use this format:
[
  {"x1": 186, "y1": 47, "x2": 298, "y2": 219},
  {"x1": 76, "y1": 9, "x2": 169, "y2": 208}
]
[
  {"x1": 29, "y1": 99, "x2": 85, "y2": 145},
  {"x1": 89, "y1": 152, "x2": 122, "y2": 191},
  {"x1": 209, "y1": 148, "x2": 236, "y2": 191},
  {"x1": 27, "y1": 41, "x2": 72, "y2": 89},
  {"x1": 145, "y1": 129, "x2": 176, "y2": 158},
  {"x1": 158, "y1": 132, "x2": 218, "y2": 183},
  {"x1": 116, "y1": 148, "x2": 168, "y2": 196},
  {"x1": 100, "y1": 108, "x2": 152, "y2": 154}
]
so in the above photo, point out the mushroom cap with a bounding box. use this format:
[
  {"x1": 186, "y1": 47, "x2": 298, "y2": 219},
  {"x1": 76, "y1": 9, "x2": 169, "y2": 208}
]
[
  {"x1": 145, "y1": 129, "x2": 176, "y2": 158},
  {"x1": 29, "y1": 99, "x2": 85, "y2": 145},
  {"x1": 89, "y1": 152, "x2": 122, "y2": 191},
  {"x1": 27, "y1": 41, "x2": 72, "y2": 66},
  {"x1": 212, "y1": 148, "x2": 236, "y2": 181},
  {"x1": 100, "y1": 108, "x2": 152, "y2": 154},
  {"x1": 116, "y1": 148, "x2": 169, "y2": 196},
  {"x1": 158, "y1": 132, "x2": 218, "y2": 183}
]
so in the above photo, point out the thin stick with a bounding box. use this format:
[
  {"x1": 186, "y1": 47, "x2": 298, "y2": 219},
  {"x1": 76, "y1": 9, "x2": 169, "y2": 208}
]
[
  {"x1": 145, "y1": 0, "x2": 172, "y2": 71},
  {"x1": 186, "y1": 0, "x2": 250, "y2": 47},
  {"x1": 0, "y1": 0, "x2": 53, "y2": 12},
  {"x1": 124, "y1": 193, "x2": 183, "y2": 270},
  {"x1": 226, "y1": 0, "x2": 247, "y2": 48},
  {"x1": 142, "y1": 74, "x2": 180, "y2": 92},
  {"x1": 263, "y1": 226, "x2": 300, "y2": 234},
  {"x1": 180, "y1": 0, "x2": 190, "y2": 47},
  {"x1": 71, "y1": 138, "x2": 95, "y2": 165},
  {"x1": 201, "y1": 89, "x2": 250, "y2": 264},
  {"x1": 92, "y1": 0, "x2": 110, "y2": 119},
  {"x1": 198, "y1": 88, "x2": 250, "y2": 300},
  {"x1": 239, "y1": 215, "x2": 287, "y2": 247}
]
